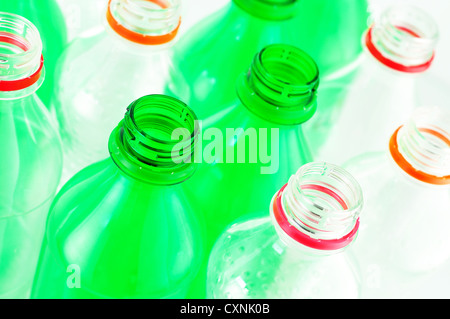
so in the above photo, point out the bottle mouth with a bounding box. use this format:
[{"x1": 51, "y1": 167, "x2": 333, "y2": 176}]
[
  {"x1": 109, "y1": 95, "x2": 199, "y2": 185},
  {"x1": 390, "y1": 107, "x2": 450, "y2": 185},
  {"x1": 0, "y1": 12, "x2": 44, "y2": 95},
  {"x1": 233, "y1": 0, "x2": 299, "y2": 21},
  {"x1": 237, "y1": 44, "x2": 319, "y2": 125},
  {"x1": 365, "y1": 5, "x2": 438, "y2": 73},
  {"x1": 271, "y1": 162, "x2": 363, "y2": 251},
  {"x1": 106, "y1": 0, "x2": 181, "y2": 45}
]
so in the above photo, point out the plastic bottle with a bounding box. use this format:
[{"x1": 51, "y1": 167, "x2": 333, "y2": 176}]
[
  {"x1": 31, "y1": 95, "x2": 204, "y2": 299},
  {"x1": 0, "y1": 12, "x2": 63, "y2": 298},
  {"x1": 165, "y1": 0, "x2": 368, "y2": 120},
  {"x1": 2, "y1": 0, "x2": 68, "y2": 107},
  {"x1": 314, "y1": 5, "x2": 447, "y2": 165},
  {"x1": 185, "y1": 43, "x2": 319, "y2": 299},
  {"x1": 345, "y1": 106, "x2": 450, "y2": 298},
  {"x1": 52, "y1": 0, "x2": 182, "y2": 184},
  {"x1": 207, "y1": 162, "x2": 364, "y2": 299}
]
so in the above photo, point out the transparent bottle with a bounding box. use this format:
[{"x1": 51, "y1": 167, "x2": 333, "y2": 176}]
[
  {"x1": 0, "y1": 12, "x2": 63, "y2": 298},
  {"x1": 165, "y1": 0, "x2": 368, "y2": 120},
  {"x1": 52, "y1": 0, "x2": 182, "y2": 185},
  {"x1": 31, "y1": 95, "x2": 204, "y2": 299},
  {"x1": 185, "y1": 43, "x2": 319, "y2": 299},
  {"x1": 207, "y1": 162, "x2": 364, "y2": 299},
  {"x1": 345, "y1": 106, "x2": 450, "y2": 298},
  {"x1": 313, "y1": 5, "x2": 447, "y2": 165},
  {"x1": 2, "y1": 0, "x2": 68, "y2": 107}
]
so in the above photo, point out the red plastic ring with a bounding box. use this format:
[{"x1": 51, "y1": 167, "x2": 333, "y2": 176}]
[
  {"x1": 389, "y1": 126, "x2": 450, "y2": 185},
  {"x1": 0, "y1": 32, "x2": 44, "y2": 92},
  {"x1": 365, "y1": 26, "x2": 434, "y2": 73},
  {"x1": 272, "y1": 184, "x2": 360, "y2": 251},
  {"x1": 106, "y1": 0, "x2": 181, "y2": 45}
]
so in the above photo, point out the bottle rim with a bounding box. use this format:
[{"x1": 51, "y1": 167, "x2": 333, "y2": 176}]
[
  {"x1": 0, "y1": 12, "x2": 44, "y2": 92},
  {"x1": 389, "y1": 126, "x2": 450, "y2": 185},
  {"x1": 106, "y1": 0, "x2": 181, "y2": 45},
  {"x1": 272, "y1": 184, "x2": 361, "y2": 251},
  {"x1": 365, "y1": 26, "x2": 435, "y2": 73}
]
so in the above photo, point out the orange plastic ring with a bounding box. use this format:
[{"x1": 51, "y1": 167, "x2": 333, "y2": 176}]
[
  {"x1": 106, "y1": 0, "x2": 181, "y2": 45},
  {"x1": 389, "y1": 126, "x2": 450, "y2": 185}
]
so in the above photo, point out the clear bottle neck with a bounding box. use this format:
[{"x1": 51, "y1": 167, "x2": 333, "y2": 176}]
[
  {"x1": 390, "y1": 107, "x2": 450, "y2": 186},
  {"x1": 0, "y1": 12, "x2": 44, "y2": 100},
  {"x1": 236, "y1": 44, "x2": 319, "y2": 126},
  {"x1": 232, "y1": 0, "x2": 299, "y2": 20},
  {"x1": 109, "y1": 94, "x2": 199, "y2": 186},
  {"x1": 366, "y1": 5, "x2": 438, "y2": 73},
  {"x1": 106, "y1": 0, "x2": 181, "y2": 46},
  {"x1": 271, "y1": 162, "x2": 363, "y2": 253}
]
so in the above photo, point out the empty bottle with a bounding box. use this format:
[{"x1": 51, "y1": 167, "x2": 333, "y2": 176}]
[
  {"x1": 166, "y1": 0, "x2": 368, "y2": 119},
  {"x1": 185, "y1": 43, "x2": 319, "y2": 298},
  {"x1": 0, "y1": 12, "x2": 62, "y2": 298},
  {"x1": 2, "y1": 0, "x2": 68, "y2": 107},
  {"x1": 31, "y1": 95, "x2": 204, "y2": 299},
  {"x1": 207, "y1": 162, "x2": 364, "y2": 299},
  {"x1": 52, "y1": 0, "x2": 182, "y2": 184},
  {"x1": 345, "y1": 106, "x2": 450, "y2": 298},
  {"x1": 315, "y1": 5, "x2": 447, "y2": 165}
]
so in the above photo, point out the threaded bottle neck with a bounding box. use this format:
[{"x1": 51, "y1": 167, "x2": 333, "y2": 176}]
[
  {"x1": 106, "y1": 0, "x2": 181, "y2": 45},
  {"x1": 237, "y1": 44, "x2": 319, "y2": 126},
  {"x1": 390, "y1": 107, "x2": 450, "y2": 185},
  {"x1": 109, "y1": 95, "x2": 199, "y2": 185},
  {"x1": 232, "y1": 0, "x2": 299, "y2": 20},
  {"x1": 271, "y1": 162, "x2": 363, "y2": 252},
  {"x1": 0, "y1": 12, "x2": 44, "y2": 99},
  {"x1": 366, "y1": 5, "x2": 438, "y2": 73}
]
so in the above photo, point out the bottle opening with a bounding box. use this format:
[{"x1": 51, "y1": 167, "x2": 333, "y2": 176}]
[
  {"x1": 271, "y1": 162, "x2": 363, "y2": 251},
  {"x1": 106, "y1": 0, "x2": 181, "y2": 45},
  {"x1": 237, "y1": 44, "x2": 319, "y2": 125},
  {"x1": 390, "y1": 107, "x2": 450, "y2": 185},
  {"x1": 366, "y1": 5, "x2": 438, "y2": 73},
  {"x1": 233, "y1": 0, "x2": 299, "y2": 21},
  {"x1": 0, "y1": 12, "x2": 43, "y2": 93},
  {"x1": 109, "y1": 95, "x2": 199, "y2": 185}
]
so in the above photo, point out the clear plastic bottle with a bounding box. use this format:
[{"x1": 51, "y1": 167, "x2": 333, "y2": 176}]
[
  {"x1": 313, "y1": 5, "x2": 448, "y2": 165},
  {"x1": 2, "y1": 0, "x2": 68, "y2": 108},
  {"x1": 345, "y1": 106, "x2": 450, "y2": 298},
  {"x1": 165, "y1": 0, "x2": 368, "y2": 120},
  {"x1": 52, "y1": 0, "x2": 182, "y2": 184},
  {"x1": 0, "y1": 12, "x2": 63, "y2": 298},
  {"x1": 31, "y1": 95, "x2": 204, "y2": 299},
  {"x1": 207, "y1": 162, "x2": 364, "y2": 299}
]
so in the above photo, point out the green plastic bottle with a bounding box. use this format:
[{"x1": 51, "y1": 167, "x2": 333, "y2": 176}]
[
  {"x1": 166, "y1": 0, "x2": 368, "y2": 119},
  {"x1": 31, "y1": 95, "x2": 204, "y2": 299},
  {"x1": 0, "y1": 12, "x2": 62, "y2": 298},
  {"x1": 1, "y1": 0, "x2": 68, "y2": 107},
  {"x1": 185, "y1": 43, "x2": 319, "y2": 298}
]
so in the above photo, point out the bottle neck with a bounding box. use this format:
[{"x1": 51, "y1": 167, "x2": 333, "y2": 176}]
[
  {"x1": 271, "y1": 162, "x2": 363, "y2": 253},
  {"x1": 236, "y1": 44, "x2": 319, "y2": 126},
  {"x1": 365, "y1": 5, "x2": 438, "y2": 73},
  {"x1": 109, "y1": 95, "x2": 199, "y2": 186},
  {"x1": 0, "y1": 12, "x2": 44, "y2": 100},
  {"x1": 232, "y1": 0, "x2": 299, "y2": 21},
  {"x1": 106, "y1": 0, "x2": 181, "y2": 46},
  {"x1": 389, "y1": 107, "x2": 450, "y2": 186}
]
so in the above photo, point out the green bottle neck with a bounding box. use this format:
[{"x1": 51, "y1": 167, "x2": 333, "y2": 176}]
[
  {"x1": 236, "y1": 44, "x2": 319, "y2": 126},
  {"x1": 109, "y1": 95, "x2": 199, "y2": 186},
  {"x1": 232, "y1": 0, "x2": 300, "y2": 20}
]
